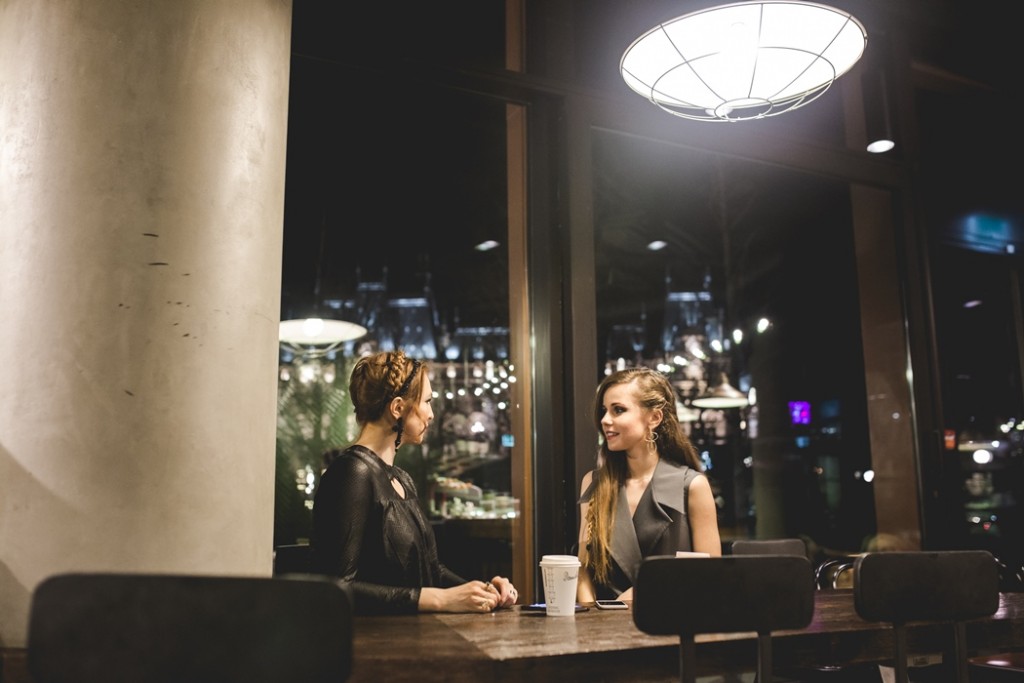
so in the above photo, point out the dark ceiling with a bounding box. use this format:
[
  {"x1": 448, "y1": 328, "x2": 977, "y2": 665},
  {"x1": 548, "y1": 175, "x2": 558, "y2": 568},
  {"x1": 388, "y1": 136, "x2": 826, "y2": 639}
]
[
  {"x1": 281, "y1": 0, "x2": 1022, "y2": 342},
  {"x1": 281, "y1": 1, "x2": 509, "y2": 330}
]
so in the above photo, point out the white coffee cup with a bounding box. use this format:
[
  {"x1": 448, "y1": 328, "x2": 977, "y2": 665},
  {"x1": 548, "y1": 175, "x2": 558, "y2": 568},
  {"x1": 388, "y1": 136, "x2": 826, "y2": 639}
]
[{"x1": 539, "y1": 554, "x2": 581, "y2": 617}]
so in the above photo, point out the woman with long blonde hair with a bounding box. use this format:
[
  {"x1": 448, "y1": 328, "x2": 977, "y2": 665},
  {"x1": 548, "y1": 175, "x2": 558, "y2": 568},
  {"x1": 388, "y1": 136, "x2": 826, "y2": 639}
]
[{"x1": 577, "y1": 367, "x2": 721, "y2": 602}]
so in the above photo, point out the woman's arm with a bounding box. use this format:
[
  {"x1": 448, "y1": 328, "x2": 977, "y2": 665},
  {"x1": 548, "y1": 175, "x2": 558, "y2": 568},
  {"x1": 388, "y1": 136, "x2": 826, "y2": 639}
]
[
  {"x1": 576, "y1": 471, "x2": 597, "y2": 603},
  {"x1": 313, "y1": 458, "x2": 422, "y2": 614},
  {"x1": 315, "y1": 457, "x2": 514, "y2": 614},
  {"x1": 687, "y1": 474, "x2": 722, "y2": 557},
  {"x1": 419, "y1": 581, "x2": 509, "y2": 612},
  {"x1": 419, "y1": 573, "x2": 518, "y2": 611},
  {"x1": 311, "y1": 457, "x2": 372, "y2": 580}
]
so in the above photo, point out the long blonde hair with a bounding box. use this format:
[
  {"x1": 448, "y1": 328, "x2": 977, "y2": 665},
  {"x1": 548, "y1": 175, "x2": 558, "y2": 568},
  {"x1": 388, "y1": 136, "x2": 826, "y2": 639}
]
[{"x1": 583, "y1": 367, "x2": 702, "y2": 585}]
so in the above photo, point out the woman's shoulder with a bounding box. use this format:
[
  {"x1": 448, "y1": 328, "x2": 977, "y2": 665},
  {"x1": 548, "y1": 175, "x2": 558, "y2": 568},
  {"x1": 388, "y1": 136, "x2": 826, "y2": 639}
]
[
  {"x1": 650, "y1": 459, "x2": 702, "y2": 511},
  {"x1": 578, "y1": 469, "x2": 597, "y2": 501},
  {"x1": 657, "y1": 457, "x2": 700, "y2": 480},
  {"x1": 322, "y1": 446, "x2": 378, "y2": 481}
]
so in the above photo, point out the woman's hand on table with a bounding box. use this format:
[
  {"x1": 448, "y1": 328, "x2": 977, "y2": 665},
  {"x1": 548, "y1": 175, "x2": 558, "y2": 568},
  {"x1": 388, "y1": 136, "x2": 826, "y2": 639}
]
[
  {"x1": 421, "y1": 580, "x2": 508, "y2": 613},
  {"x1": 487, "y1": 575, "x2": 518, "y2": 607}
]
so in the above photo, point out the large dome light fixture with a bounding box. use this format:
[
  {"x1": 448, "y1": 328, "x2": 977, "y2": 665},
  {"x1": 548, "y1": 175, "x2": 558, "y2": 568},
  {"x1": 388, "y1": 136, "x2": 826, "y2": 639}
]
[{"x1": 620, "y1": 1, "x2": 867, "y2": 122}]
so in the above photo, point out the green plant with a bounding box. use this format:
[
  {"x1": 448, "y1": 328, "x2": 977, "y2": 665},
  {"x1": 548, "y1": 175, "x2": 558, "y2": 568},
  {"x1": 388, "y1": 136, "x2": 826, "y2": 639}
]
[{"x1": 274, "y1": 356, "x2": 357, "y2": 545}]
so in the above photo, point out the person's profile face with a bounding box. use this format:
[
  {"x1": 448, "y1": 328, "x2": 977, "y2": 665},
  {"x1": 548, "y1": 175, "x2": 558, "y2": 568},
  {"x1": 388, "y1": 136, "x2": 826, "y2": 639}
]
[
  {"x1": 402, "y1": 373, "x2": 434, "y2": 445},
  {"x1": 599, "y1": 381, "x2": 652, "y2": 452}
]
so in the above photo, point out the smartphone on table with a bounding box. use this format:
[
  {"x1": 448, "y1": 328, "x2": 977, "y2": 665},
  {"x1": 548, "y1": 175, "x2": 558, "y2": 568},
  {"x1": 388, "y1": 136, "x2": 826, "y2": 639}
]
[
  {"x1": 595, "y1": 599, "x2": 629, "y2": 610},
  {"x1": 523, "y1": 603, "x2": 589, "y2": 613}
]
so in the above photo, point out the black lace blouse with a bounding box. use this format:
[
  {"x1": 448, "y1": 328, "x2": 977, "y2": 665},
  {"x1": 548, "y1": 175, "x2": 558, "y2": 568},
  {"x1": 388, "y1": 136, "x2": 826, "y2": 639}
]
[{"x1": 311, "y1": 445, "x2": 466, "y2": 614}]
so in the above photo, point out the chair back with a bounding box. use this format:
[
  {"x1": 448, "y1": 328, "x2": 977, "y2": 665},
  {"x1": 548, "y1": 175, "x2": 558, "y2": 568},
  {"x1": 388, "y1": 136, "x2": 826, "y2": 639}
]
[
  {"x1": 634, "y1": 555, "x2": 814, "y2": 683},
  {"x1": 813, "y1": 558, "x2": 857, "y2": 589},
  {"x1": 854, "y1": 550, "x2": 999, "y2": 623},
  {"x1": 273, "y1": 543, "x2": 316, "y2": 575},
  {"x1": 730, "y1": 538, "x2": 808, "y2": 559},
  {"x1": 853, "y1": 550, "x2": 999, "y2": 683},
  {"x1": 27, "y1": 572, "x2": 353, "y2": 683}
]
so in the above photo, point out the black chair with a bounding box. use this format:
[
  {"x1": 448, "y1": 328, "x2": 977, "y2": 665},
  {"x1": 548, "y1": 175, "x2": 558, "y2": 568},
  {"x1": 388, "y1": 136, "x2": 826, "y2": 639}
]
[
  {"x1": 732, "y1": 542, "x2": 878, "y2": 682},
  {"x1": 853, "y1": 550, "x2": 1000, "y2": 683},
  {"x1": 813, "y1": 558, "x2": 857, "y2": 590},
  {"x1": 27, "y1": 572, "x2": 352, "y2": 683},
  {"x1": 966, "y1": 556, "x2": 1024, "y2": 681},
  {"x1": 996, "y1": 556, "x2": 1024, "y2": 592},
  {"x1": 814, "y1": 559, "x2": 843, "y2": 589},
  {"x1": 969, "y1": 651, "x2": 1024, "y2": 682},
  {"x1": 633, "y1": 555, "x2": 815, "y2": 683},
  {"x1": 273, "y1": 542, "x2": 315, "y2": 575},
  {"x1": 730, "y1": 538, "x2": 808, "y2": 559}
]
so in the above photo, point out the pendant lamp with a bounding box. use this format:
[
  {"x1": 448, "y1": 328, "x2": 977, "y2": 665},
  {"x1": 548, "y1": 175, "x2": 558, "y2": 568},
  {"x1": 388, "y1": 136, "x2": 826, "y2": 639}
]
[
  {"x1": 280, "y1": 219, "x2": 367, "y2": 357},
  {"x1": 863, "y1": 59, "x2": 895, "y2": 153},
  {"x1": 692, "y1": 372, "x2": 749, "y2": 408},
  {"x1": 279, "y1": 317, "x2": 366, "y2": 349},
  {"x1": 620, "y1": 1, "x2": 867, "y2": 122}
]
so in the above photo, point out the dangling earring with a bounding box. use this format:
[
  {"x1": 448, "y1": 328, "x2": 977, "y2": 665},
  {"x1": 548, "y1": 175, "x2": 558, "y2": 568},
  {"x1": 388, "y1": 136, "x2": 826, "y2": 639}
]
[
  {"x1": 645, "y1": 428, "x2": 659, "y2": 452},
  {"x1": 393, "y1": 417, "x2": 405, "y2": 449}
]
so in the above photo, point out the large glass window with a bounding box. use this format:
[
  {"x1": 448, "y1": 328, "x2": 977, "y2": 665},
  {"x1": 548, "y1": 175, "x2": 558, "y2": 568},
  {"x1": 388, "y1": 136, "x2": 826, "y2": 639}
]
[
  {"x1": 931, "y1": 245, "x2": 1024, "y2": 560},
  {"x1": 591, "y1": 130, "x2": 876, "y2": 555},
  {"x1": 276, "y1": 4, "x2": 518, "y2": 582},
  {"x1": 920, "y1": 87, "x2": 1024, "y2": 564}
]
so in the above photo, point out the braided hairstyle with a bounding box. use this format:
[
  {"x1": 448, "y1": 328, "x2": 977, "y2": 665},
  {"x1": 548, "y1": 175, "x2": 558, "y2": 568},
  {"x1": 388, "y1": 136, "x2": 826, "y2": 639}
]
[
  {"x1": 349, "y1": 350, "x2": 425, "y2": 448},
  {"x1": 583, "y1": 367, "x2": 702, "y2": 586}
]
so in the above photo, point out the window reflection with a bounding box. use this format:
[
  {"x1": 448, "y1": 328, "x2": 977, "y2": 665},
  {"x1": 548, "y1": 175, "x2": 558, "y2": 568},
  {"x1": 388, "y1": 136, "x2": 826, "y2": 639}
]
[
  {"x1": 919, "y1": 87, "x2": 1024, "y2": 564},
  {"x1": 276, "y1": 58, "x2": 515, "y2": 582},
  {"x1": 932, "y1": 245, "x2": 1024, "y2": 558},
  {"x1": 592, "y1": 130, "x2": 875, "y2": 553}
]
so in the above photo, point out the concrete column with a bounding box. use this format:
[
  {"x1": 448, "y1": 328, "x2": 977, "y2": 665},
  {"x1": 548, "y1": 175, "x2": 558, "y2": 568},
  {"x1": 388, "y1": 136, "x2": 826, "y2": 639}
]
[{"x1": 0, "y1": 0, "x2": 292, "y2": 646}]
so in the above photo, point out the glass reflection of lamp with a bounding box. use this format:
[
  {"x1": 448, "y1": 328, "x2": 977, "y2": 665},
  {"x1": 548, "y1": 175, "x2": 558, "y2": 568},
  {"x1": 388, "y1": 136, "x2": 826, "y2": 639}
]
[
  {"x1": 676, "y1": 400, "x2": 702, "y2": 423},
  {"x1": 691, "y1": 372, "x2": 749, "y2": 409},
  {"x1": 279, "y1": 316, "x2": 367, "y2": 358},
  {"x1": 280, "y1": 220, "x2": 367, "y2": 358}
]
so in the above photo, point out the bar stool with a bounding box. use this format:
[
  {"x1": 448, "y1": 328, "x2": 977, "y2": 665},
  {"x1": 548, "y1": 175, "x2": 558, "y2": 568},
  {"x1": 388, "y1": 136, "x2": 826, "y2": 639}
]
[
  {"x1": 27, "y1": 572, "x2": 353, "y2": 683},
  {"x1": 853, "y1": 550, "x2": 1000, "y2": 683},
  {"x1": 633, "y1": 554, "x2": 815, "y2": 683}
]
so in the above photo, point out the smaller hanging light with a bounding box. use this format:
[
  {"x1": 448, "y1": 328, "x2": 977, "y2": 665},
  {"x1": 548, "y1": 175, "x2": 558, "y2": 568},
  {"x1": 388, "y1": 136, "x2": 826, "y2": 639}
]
[
  {"x1": 279, "y1": 317, "x2": 367, "y2": 358},
  {"x1": 692, "y1": 372, "x2": 749, "y2": 408}
]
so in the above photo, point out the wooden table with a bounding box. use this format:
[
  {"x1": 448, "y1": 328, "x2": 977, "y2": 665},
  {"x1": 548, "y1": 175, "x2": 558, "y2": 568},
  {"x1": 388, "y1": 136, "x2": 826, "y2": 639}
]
[{"x1": 349, "y1": 591, "x2": 1024, "y2": 682}]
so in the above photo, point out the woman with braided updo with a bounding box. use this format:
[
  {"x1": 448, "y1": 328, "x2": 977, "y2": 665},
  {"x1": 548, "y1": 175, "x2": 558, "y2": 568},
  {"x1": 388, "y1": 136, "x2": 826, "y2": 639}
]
[
  {"x1": 312, "y1": 349, "x2": 517, "y2": 615},
  {"x1": 576, "y1": 367, "x2": 721, "y2": 603}
]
